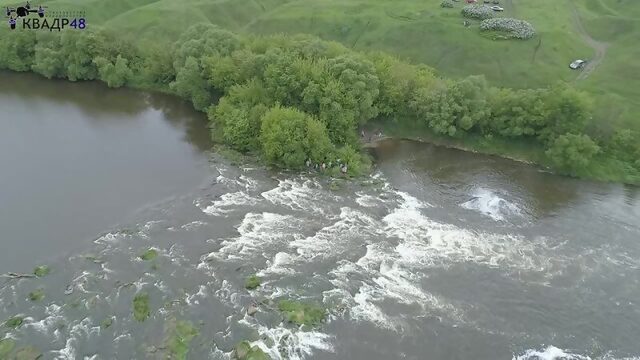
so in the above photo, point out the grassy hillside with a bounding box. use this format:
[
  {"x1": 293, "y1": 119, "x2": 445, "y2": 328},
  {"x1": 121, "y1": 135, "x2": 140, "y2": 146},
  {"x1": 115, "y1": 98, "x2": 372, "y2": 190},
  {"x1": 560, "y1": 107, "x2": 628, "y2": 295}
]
[{"x1": 2, "y1": 0, "x2": 638, "y2": 131}]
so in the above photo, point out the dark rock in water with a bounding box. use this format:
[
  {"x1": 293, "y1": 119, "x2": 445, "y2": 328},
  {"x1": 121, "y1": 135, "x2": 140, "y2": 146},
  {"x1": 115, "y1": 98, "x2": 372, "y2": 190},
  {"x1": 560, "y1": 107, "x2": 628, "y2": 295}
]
[
  {"x1": 64, "y1": 285, "x2": 74, "y2": 295},
  {"x1": 247, "y1": 305, "x2": 258, "y2": 316}
]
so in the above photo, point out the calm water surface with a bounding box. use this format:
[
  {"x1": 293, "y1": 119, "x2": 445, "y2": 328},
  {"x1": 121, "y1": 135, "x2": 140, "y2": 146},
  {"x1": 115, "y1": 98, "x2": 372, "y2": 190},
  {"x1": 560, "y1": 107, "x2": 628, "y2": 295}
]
[
  {"x1": 0, "y1": 71, "x2": 212, "y2": 273},
  {"x1": 0, "y1": 72, "x2": 639, "y2": 360}
]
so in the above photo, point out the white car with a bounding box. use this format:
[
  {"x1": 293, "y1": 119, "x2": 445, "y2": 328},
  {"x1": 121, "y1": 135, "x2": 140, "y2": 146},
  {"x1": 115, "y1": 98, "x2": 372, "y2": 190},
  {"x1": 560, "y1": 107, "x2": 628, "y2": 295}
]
[
  {"x1": 491, "y1": 5, "x2": 504, "y2": 11},
  {"x1": 569, "y1": 59, "x2": 587, "y2": 69}
]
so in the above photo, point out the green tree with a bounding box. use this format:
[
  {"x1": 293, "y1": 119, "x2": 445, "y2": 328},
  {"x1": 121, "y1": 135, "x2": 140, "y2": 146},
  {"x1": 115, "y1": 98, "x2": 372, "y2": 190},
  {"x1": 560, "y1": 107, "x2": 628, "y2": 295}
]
[
  {"x1": 538, "y1": 83, "x2": 592, "y2": 143},
  {"x1": 260, "y1": 106, "x2": 310, "y2": 168},
  {"x1": 32, "y1": 33, "x2": 64, "y2": 78},
  {"x1": 141, "y1": 44, "x2": 175, "y2": 86},
  {"x1": 170, "y1": 56, "x2": 212, "y2": 111},
  {"x1": 94, "y1": 55, "x2": 132, "y2": 88},
  {"x1": 59, "y1": 31, "x2": 99, "y2": 81},
  {"x1": 545, "y1": 133, "x2": 600, "y2": 172},
  {"x1": 0, "y1": 30, "x2": 36, "y2": 71}
]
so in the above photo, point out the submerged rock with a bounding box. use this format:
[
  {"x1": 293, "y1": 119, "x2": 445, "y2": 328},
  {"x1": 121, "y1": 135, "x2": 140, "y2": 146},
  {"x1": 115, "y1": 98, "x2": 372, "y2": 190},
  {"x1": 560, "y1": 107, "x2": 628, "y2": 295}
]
[
  {"x1": 165, "y1": 320, "x2": 198, "y2": 360},
  {"x1": 0, "y1": 338, "x2": 16, "y2": 357},
  {"x1": 28, "y1": 289, "x2": 45, "y2": 302},
  {"x1": 133, "y1": 292, "x2": 150, "y2": 322},
  {"x1": 33, "y1": 265, "x2": 50, "y2": 277},
  {"x1": 101, "y1": 317, "x2": 113, "y2": 329},
  {"x1": 14, "y1": 346, "x2": 42, "y2": 360},
  {"x1": 4, "y1": 316, "x2": 24, "y2": 329},
  {"x1": 233, "y1": 341, "x2": 270, "y2": 360},
  {"x1": 139, "y1": 249, "x2": 158, "y2": 261},
  {"x1": 244, "y1": 275, "x2": 261, "y2": 290}
]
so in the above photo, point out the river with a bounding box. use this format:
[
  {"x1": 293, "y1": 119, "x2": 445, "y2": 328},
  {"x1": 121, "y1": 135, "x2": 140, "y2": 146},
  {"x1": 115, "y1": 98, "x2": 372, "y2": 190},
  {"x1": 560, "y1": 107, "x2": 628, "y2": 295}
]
[{"x1": 1, "y1": 72, "x2": 639, "y2": 360}]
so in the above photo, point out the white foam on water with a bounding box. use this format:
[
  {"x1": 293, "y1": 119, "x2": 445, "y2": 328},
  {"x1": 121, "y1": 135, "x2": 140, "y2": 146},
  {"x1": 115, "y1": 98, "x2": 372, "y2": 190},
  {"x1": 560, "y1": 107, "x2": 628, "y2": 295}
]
[
  {"x1": 180, "y1": 220, "x2": 207, "y2": 230},
  {"x1": 185, "y1": 285, "x2": 208, "y2": 306},
  {"x1": 205, "y1": 212, "x2": 301, "y2": 261},
  {"x1": 351, "y1": 283, "x2": 400, "y2": 331},
  {"x1": 290, "y1": 207, "x2": 380, "y2": 260},
  {"x1": 261, "y1": 178, "x2": 336, "y2": 216},
  {"x1": 355, "y1": 192, "x2": 380, "y2": 208},
  {"x1": 93, "y1": 232, "x2": 122, "y2": 245},
  {"x1": 239, "y1": 319, "x2": 334, "y2": 360},
  {"x1": 239, "y1": 174, "x2": 259, "y2": 191},
  {"x1": 382, "y1": 193, "x2": 546, "y2": 271},
  {"x1": 25, "y1": 304, "x2": 64, "y2": 336},
  {"x1": 514, "y1": 347, "x2": 640, "y2": 360},
  {"x1": 461, "y1": 188, "x2": 522, "y2": 222},
  {"x1": 514, "y1": 346, "x2": 592, "y2": 360},
  {"x1": 259, "y1": 252, "x2": 297, "y2": 276},
  {"x1": 202, "y1": 191, "x2": 260, "y2": 216},
  {"x1": 53, "y1": 318, "x2": 101, "y2": 360},
  {"x1": 395, "y1": 189, "x2": 433, "y2": 209}
]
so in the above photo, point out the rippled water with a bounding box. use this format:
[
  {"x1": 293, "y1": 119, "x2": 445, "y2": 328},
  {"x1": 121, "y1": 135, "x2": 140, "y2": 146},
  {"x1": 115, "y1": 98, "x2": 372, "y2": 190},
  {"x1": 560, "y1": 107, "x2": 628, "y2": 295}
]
[{"x1": 1, "y1": 74, "x2": 640, "y2": 360}]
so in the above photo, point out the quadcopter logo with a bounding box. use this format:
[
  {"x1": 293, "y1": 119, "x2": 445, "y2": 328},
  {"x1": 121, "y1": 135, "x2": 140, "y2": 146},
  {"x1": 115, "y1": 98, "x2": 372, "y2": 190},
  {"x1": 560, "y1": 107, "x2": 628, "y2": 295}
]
[{"x1": 6, "y1": 1, "x2": 45, "y2": 29}]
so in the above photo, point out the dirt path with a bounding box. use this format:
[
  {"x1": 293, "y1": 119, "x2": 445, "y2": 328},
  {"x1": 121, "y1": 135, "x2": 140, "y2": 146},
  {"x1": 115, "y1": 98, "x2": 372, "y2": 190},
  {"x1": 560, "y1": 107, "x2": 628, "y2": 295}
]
[{"x1": 569, "y1": 0, "x2": 609, "y2": 81}]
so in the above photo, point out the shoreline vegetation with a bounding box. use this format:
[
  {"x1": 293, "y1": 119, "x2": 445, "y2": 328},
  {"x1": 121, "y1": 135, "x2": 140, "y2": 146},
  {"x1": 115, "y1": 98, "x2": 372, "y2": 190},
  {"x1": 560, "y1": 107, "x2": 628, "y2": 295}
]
[{"x1": 1, "y1": 24, "x2": 638, "y2": 184}]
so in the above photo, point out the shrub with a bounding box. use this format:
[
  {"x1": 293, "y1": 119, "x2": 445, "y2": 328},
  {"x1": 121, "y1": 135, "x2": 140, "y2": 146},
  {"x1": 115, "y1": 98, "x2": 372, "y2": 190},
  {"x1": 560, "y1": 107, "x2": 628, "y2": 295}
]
[
  {"x1": 546, "y1": 133, "x2": 600, "y2": 172},
  {"x1": 461, "y1": 5, "x2": 494, "y2": 20},
  {"x1": 480, "y1": 18, "x2": 536, "y2": 39},
  {"x1": 441, "y1": 0, "x2": 454, "y2": 8}
]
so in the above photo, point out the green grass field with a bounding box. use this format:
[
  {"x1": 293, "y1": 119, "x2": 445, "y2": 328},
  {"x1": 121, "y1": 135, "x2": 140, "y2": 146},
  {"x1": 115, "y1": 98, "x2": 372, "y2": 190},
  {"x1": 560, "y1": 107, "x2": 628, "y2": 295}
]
[{"x1": 3, "y1": 0, "x2": 639, "y2": 131}]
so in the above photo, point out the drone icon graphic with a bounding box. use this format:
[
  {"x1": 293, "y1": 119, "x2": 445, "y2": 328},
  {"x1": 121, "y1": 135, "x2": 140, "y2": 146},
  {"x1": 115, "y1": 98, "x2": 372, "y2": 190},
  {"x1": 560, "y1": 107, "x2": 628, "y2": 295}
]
[{"x1": 6, "y1": 2, "x2": 45, "y2": 29}]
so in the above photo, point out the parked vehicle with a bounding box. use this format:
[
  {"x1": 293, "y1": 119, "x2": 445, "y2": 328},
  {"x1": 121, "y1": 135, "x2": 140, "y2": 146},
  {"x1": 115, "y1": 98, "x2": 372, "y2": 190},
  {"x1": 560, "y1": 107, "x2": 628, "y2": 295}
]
[
  {"x1": 490, "y1": 5, "x2": 504, "y2": 11},
  {"x1": 569, "y1": 59, "x2": 587, "y2": 69}
]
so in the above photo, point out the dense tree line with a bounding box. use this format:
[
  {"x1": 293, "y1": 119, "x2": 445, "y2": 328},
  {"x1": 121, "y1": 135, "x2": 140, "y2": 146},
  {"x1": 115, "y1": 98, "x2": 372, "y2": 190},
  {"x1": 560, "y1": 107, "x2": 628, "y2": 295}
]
[{"x1": 0, "y1": 24, "x2": 637, "y2": 178}]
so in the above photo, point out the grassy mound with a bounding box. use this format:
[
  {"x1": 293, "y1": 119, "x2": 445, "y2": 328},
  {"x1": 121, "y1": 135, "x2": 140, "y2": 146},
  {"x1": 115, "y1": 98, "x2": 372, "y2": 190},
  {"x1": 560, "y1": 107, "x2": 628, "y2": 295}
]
[
  {"x1": 133, "y1": 292, "x2": 151, "y2": 322},
  {"x1": 233, "y1": 341, "x2": 270, "y2": 360},
  {"x1": 139, "y1": 248, "x2": 158, "y2": 261},
  {"x1": 278, "y1": 300, "x2": 326, "y2": 326},
  {"x1": 244, "y1": 275, "x2": 261, "y2": 290},
  {"x1": 33, "y1": 265, "x2": 50, "y2": 277}
]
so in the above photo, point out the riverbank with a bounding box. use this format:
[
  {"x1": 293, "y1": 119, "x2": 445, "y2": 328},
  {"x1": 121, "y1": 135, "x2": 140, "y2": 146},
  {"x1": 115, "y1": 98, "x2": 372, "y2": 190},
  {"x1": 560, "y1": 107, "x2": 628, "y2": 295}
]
[
  {"x1": 364, "y1": 122, "x2": 640, "y2": 186},
  {"x1": 1, "y1": 24, "x2": 638, "y2": 185}
]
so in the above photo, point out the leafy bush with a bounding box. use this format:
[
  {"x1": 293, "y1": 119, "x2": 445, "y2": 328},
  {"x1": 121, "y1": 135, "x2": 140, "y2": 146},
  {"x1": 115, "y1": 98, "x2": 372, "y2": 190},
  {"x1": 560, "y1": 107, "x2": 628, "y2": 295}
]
[
  {"x1": 546, "y1": 133, "x2": 600, "y2": 172},
  {"x1": 461, "y1": 5, "x2": 494, "y2": 20},
  {"x1": 441, "y1": 0, "x2": 454, "y2": 8},
  {"x1": 480, "y1": 18, "x2": 536, "y2": 39}
]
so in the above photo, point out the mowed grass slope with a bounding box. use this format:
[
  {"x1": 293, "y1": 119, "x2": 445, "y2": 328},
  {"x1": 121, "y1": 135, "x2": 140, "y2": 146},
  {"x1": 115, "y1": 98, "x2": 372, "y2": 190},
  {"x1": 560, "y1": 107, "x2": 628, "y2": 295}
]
[{"x1": 2, "y1": 0, "x2": 638, "y2": 130}]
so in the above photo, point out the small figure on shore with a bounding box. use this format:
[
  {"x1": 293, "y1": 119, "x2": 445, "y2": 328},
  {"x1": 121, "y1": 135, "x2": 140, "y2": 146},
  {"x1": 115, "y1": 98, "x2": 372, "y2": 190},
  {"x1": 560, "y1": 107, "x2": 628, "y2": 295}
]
[
  {"x1": 305, "y1": 158, "x2": 311, "y2": 167},
  {"x1": 340, "y1": 163, "x2": 348, "y2": 174},
  {"x1": 361, "y1": 130, "x2": 366, "y2": 138},
  {"x1": 314, "y1": 163, "x2": 319, "y2": 170},
  {"x1": 321, "y1": 162, "x2": 326, "y2": 170}
]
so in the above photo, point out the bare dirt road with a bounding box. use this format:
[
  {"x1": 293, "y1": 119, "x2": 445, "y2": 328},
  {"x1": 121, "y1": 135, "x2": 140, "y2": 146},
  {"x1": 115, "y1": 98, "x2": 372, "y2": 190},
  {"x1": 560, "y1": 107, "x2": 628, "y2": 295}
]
[{"x1": 569, "y1": 1, "x2": 608, "y2": 81}]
